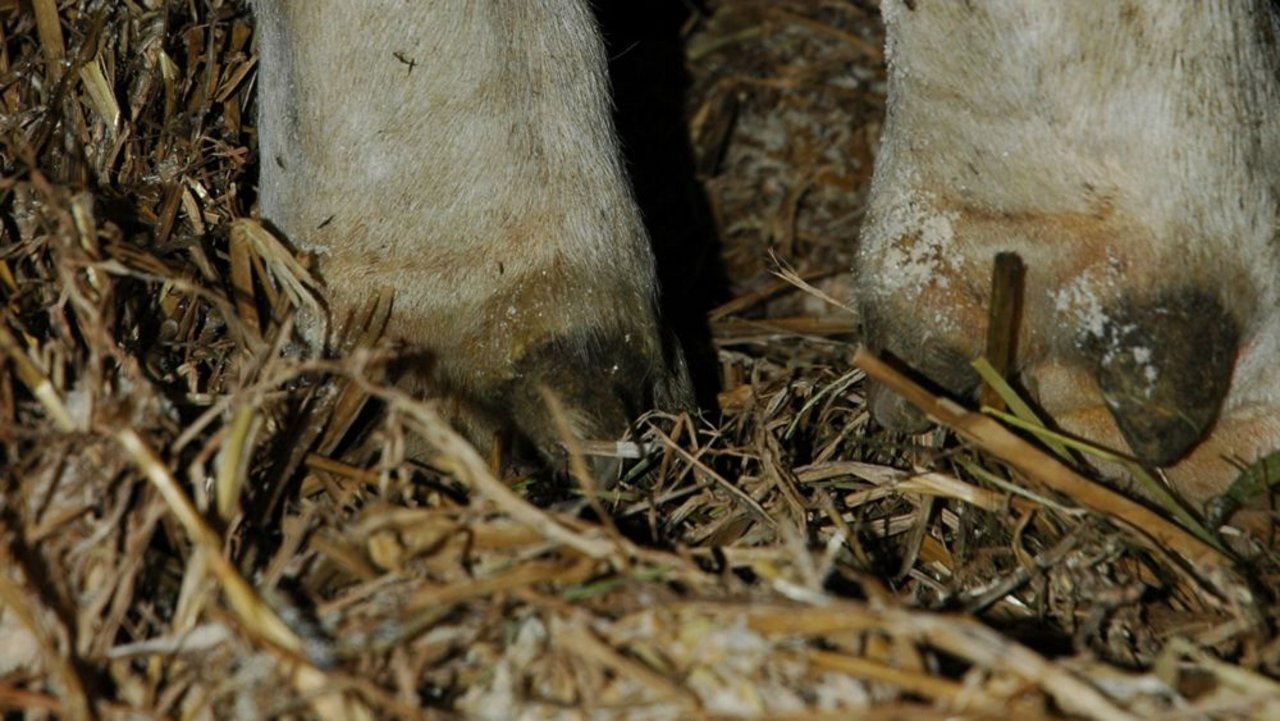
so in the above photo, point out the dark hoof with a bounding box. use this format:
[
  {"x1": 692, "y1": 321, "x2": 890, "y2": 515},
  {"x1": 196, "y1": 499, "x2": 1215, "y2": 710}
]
[
  {"x1": 868, "y1": 378, "x2": 931, "y2": 433},
  {"x1": 860, "y1": 333, "x2": 980, "y2": 434},
  {"x1": 505, "y1": 328, "x2": 692, "y2": 485},
  {"x1": 1092, "y1": 290, "x2": 1238, "y2": 466}
]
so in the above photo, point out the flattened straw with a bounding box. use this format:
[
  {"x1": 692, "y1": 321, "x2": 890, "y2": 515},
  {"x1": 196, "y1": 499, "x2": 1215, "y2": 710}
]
[
  {"x1": 31, "y1": 0, "x2": 65, "y2": 81},
  {"x1": 0, "y1": 543, "x2": 92, "y2": 721},
  {"x1": 853, "y1": 350, "x2": 1237, "y2": 582},
  {"x1": 115, "y1": 428, "x2": 374, "y2": 721}
]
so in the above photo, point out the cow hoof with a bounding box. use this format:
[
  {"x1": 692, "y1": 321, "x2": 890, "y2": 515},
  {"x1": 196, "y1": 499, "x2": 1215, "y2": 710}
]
[
  {"x1": 1090, "y1": 290, "x2": 1239, "y2": 466},
  {"x1": 505, "y1": 328, "x2": 692, "y2": 484}
]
